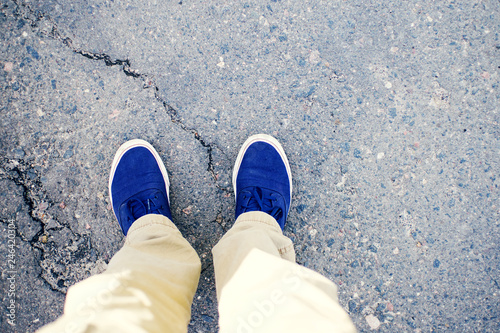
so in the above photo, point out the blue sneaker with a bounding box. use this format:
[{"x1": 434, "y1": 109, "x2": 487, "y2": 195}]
[
  {"x1": 233, "y1": 134, "x2": 292, "y2": 229},
  {"x1": 109, "y1": 139, "x2": 172, "y2": 235}
]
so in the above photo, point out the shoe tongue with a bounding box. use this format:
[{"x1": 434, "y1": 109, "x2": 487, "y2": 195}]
[{"x1": 127, "y1": 198, "x2": 147, "y2": 220}]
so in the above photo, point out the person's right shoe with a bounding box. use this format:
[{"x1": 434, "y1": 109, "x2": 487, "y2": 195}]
[
  {"x1": 233, "y1": 134, "x2": 292, "y2": 229},
  {"x1": 109, "y1": 139, "x2": 172, "y2": 235}
]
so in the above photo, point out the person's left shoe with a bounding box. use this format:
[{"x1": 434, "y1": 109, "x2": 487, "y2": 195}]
[{"x1": 109, "y1": 139, "x2": 172, "y2": 235}]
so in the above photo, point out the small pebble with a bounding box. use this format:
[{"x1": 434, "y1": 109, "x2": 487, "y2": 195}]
[
  {"x1": 201, "y1": 314, "x2": 214, "y2": 323},
  {"x1": 13, "y1": 148, "x2": 25, "y2": 158},
  {"x1": 217, "y1": 57, "x2": 225, "y2": 68},
  {"x1": 387, "y1": 301, "x2": 394, "y2": 311},
  {"x1": 3, "y1": 62, "x2": 13, "y2": 72},
  {"x1": 366, "y1": 314, "x2": 381, "y2": 330},
  {"x1": 182, "y1": 205, "x2": 193, "y2": 215},
  {"x1": 384, "y1": 313, "x2": 395, "y2": 322},
  {"x1": 108, "y1": 109, "x2": 121, "y2": 119},
  {"x1": 309, "y1": 50, "x2": 320, "y2": 64},
  {"x1": 39, "y1": 202, "x2": 49, "y2": 211},
  {"x1": 348, "y1": 300, "x2": 358, "y2": 313},
  {"x1": 63, "y1": 149, "x2": 73, "y2": 159}
]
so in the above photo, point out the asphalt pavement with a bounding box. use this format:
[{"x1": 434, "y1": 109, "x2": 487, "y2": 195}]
[{"x1": 0, "y1": 0, "x2": 499, "y2": 331}]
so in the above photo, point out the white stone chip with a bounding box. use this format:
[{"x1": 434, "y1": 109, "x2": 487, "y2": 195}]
[{"x1": 366, "y1": 314, "x2": 381, "y2": 330}]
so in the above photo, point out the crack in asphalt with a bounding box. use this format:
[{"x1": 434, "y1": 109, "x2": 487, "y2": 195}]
[
  {"x1": 11, "y1": 0, "x2": 232, "y2": 194},
  {"x1": 7, "y1": 0, "x2": 232, "y2": 293},
  {"x1": 0, "y1": 157, "x2": 90, "y2": 294},
  {"x1": 153, "y1": 88, "x2": 232, "y2": 193},
  {"x1": 213, "y1": 207, "x2": 229, "y2": 233},
  {"x1": 0, "y1": 159, "x2": 47, "y2": 244}
]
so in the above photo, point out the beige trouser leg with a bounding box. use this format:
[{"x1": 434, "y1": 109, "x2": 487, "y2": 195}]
[
  {"x1": 212, "y1": 211, "x2": 356, "y2": 333},
  {"x1": 37, "y1": 214, "x2": 201, "y2": 333}
]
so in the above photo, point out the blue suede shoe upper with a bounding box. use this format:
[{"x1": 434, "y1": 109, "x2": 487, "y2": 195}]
[
  {"x1": 235, "y1": 141, "x2": 291, "y2": 229},
  {"x1": 110, "y1": 147, "x2": 171, "y2": 235}
]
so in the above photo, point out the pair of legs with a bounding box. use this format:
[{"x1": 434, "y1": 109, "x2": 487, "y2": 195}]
[{"x1": 38, "y1": 135, "x2": 355, "y2": 332}]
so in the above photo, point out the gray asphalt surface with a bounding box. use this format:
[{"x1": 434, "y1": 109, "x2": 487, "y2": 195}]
[{"x1": 0, "y1": 0, "x2": 499, "y2": 332}]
